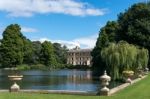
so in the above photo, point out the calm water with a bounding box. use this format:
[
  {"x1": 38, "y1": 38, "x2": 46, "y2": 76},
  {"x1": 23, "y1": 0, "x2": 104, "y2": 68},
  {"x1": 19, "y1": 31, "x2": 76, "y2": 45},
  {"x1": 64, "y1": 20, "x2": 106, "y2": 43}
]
[
  {"x1": 0, "y1": 69, "x2": 121, "y2": 92},
  {"x1": 0, "y1": 69, "x2": 100, "y2": 92}
]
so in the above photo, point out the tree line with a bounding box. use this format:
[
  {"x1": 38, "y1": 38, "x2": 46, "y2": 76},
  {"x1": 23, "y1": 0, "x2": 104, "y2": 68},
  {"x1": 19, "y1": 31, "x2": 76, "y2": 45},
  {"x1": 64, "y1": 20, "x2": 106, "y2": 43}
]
[
  {"x1": 92, "y1": 2, "x2": 150, "y2": 77},
  {"x1": 0, "y1": 24, "x2": 68, "y2": 69}
]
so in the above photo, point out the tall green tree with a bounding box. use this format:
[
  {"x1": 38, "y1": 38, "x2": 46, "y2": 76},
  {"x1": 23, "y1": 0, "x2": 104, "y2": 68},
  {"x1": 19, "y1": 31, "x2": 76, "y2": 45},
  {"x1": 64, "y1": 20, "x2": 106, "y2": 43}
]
[
  {"x1": 32, "y1": 41, "x2": 42, "y2": 64},
  {"x1": 0, "y1": 24, "x2": 24, "y2": 67},
  {"x1": 22, "y1": 37, "x2": 34, "y2": 64},
  {"x1": 40, "y1": 41, "x2": 57, "y2": 68},
  {"x1": 53, "y1": 43, "x2": 68, "y2": 64},
  {"x1": 91, "y1": 21, "x2": 119, "y2": 75},
  {"x1": 118, "y1": 2, "x2": 150, "y2": 54},
  {"x1": 92, "y1": 2, "x2": 150, "y2": 75}
]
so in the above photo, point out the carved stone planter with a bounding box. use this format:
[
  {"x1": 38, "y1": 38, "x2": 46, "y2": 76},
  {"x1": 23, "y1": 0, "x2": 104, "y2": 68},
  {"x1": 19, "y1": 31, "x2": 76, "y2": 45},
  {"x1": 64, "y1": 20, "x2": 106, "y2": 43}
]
[
  {"x1": 8, "y1": 75, "x2": 23, "y2": 92},
  {"x1": 123, "y1": 70, "x2": 134, "y2": 83}
]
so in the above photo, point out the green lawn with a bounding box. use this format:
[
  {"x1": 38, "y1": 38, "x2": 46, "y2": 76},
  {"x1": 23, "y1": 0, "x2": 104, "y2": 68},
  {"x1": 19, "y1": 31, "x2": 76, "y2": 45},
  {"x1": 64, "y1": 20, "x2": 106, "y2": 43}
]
[{"x1": 0, "y1": 75, "x2": 150, "y2": 99}]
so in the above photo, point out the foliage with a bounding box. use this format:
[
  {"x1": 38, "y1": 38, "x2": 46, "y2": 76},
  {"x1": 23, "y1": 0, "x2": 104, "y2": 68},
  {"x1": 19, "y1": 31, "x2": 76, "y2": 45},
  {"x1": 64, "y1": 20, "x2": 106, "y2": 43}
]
[
  {"x1": 22, "y1": 37, "x2": 34, "y2": 64},
  {"x1": 101, "y1": 41, "x2": 149, "y2": 80},
  {"x1": 92, "y1": 2, "x2": 150, "y2": 76},
  {"x1": 0, "y1": 24, "x2": 69, "y2": 69},
  {"x1": 117, "y1": 2, "x2": 150, "y2": 66},
  {"x1": 136, "y1": 48, "x2": 149, "y2": 69},
  {"x1": 91, "y1": 21, "x2": 119, "y2": 75},
  {"x1": 118, "y1": 3, "x2": 150, "y2": 49},
  {"x1": 0, "y1": 24, "x2": 24, "y2": 67},
  {"x1": 32, "y1": 41, "x2": 42, "y2": 64},
  {"x1": 40, "y1": 41, "x2": 57, "y2": 68},
  {"x1": 17, "y1": 64, "x2": 49, "y2": 70},
  {"x1": 30, "y1": 64, "x2": 47, "y2": 70},
  {"x1": 16, "y1": 64, "x2": 31, "y2": 70},
  {"x1": 53, "y1": 43, "x2": 68, "y2": 64}
]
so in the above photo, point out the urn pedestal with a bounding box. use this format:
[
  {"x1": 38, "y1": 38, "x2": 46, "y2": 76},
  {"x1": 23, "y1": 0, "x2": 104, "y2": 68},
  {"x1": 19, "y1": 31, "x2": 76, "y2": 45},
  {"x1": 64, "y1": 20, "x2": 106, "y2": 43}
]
[
  {"x1": 100, "y1": 71, "x2": 111, "y2": 96},
  {"x1": 8, "y1": 75, "x2": 23, "y2": 92}
]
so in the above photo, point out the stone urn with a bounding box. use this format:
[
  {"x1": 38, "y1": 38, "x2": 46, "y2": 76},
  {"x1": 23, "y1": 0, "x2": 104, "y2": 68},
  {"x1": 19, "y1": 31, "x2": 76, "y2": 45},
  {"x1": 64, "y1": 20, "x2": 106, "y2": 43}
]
[
  {"x1": 137, "y1": 68, "x2": 143, "y2": 78},
  {"x1": 100, "y1": 71, "x2": 111, "y2": 96},
  {"x1": 144, "y1": 67, "x2": 149, "y2": 75},
  {"x1": 123, "y1": 70, "x2": 134, "y2": 83},
  {"x1": 8, "y1": 75, "x2": 23, "y2": 92}
]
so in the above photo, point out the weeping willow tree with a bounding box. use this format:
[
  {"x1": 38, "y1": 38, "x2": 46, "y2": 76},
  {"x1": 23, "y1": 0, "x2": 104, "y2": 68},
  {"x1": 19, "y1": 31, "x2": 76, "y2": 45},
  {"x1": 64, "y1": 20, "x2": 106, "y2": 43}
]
[
  {"x1": 136, "y1": 48, "x2": 149, "y2": 69},
  {"x1": 122, "y1": 43, "x2": 137, "y2": 70},
  {"x1": 101, "y1": 41, "x2": 149, "y2": 80},
  {"x1": 101, "y1": 43, "x2": 120, "y2": 80}
]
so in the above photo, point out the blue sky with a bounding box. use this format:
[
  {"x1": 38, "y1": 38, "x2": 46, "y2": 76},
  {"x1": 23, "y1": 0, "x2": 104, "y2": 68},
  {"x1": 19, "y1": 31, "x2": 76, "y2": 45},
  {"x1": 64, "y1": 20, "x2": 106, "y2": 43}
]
[{"x1": 0, "y1": 0, "x2": 145, "y2": 49}]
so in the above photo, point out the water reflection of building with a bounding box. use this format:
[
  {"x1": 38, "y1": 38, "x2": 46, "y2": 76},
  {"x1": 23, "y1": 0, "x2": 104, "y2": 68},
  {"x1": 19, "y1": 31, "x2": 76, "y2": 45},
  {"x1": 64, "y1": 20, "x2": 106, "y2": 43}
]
[
  {"x1": 67, "y1": 70, "x2": 93, "y2": 84},
  {"x1": 67, "y1": 46, "x2": 92, "y2": 66}
]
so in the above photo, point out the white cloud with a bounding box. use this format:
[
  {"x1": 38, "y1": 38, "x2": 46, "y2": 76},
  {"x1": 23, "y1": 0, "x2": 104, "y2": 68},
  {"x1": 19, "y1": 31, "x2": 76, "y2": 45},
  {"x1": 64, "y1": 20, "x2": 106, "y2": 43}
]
[
  {"x1": 36, "y1": 38, "x2": 80, "y2": 49},
  {"x1": 52, "y1": 40, "x2": 80, "y2": 49},
  {"x1": 0, "y1": 26, "x2": 38, "y2": 33},
  {"x1": 0, "y1": 0, "x2": 107, "y2": 17},
  {"x1": 21, "y1": 27, "x2": 38, "y2": 33},
  {"x1": 73, "y1": 34, "x2": 98, "y2": 48},
  {"x1": 34, "y1": 34, "x2": 98, "y2": 49},
  {"x1": 0, "y1": 26, "x2": 38, "y2": 39}
]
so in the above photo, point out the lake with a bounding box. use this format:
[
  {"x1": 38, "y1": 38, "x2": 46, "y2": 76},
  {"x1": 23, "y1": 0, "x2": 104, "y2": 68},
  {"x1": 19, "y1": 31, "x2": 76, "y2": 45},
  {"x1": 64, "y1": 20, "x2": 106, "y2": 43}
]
[
  {"x1": 0, "y1": 69, "x2": 121, "y2": 92},
  {"x1": 0, "y1": 69, "x2": 100, "y2": 92}
]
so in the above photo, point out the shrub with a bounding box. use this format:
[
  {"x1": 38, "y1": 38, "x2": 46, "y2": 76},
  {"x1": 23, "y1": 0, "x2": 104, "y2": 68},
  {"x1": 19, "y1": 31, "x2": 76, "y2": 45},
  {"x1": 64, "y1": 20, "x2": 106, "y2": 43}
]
[{"x1": 17, "y1": 64, "x2": 30, "y2": 70}]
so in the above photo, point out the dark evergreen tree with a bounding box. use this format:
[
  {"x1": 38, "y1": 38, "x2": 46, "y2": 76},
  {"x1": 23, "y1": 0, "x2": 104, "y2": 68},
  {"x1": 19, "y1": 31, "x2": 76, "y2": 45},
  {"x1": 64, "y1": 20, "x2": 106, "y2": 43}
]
[
  {"x1": 91, "y1": 21, "x2": 119, "y2": 75},
  {"x1": 53, "y1": 43, "x2": 68, "y2": 64},
  {"x1": 0, "y1": 24, "x2": 24, "y2": 67},
  {"x1": 40, "y1": 41, "x2": 57, "y2": 68},
  {"x1": 117, "y1": 2, "x2": 150, "y2": 66},
  {"x1": 118, "y1": 3, "x2": 150, "y2": 50},
  {"x1": 62, "y1": 45, "x2": 68, "y2": 63},
  {"x1": 22, "y1": 37, "x2": 34, "y2": 64},
  {"x1": 92, "y1": 2, "x2": 150, "y2": 75},
  {"x1": 32, "y1": 41, "x2": 42, "y2": 64}
]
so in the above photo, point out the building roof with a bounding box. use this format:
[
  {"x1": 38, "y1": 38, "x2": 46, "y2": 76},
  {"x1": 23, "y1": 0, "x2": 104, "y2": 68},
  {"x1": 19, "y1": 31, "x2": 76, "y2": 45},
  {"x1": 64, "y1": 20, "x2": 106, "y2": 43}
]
[{"x1": 68, "y1": 48, "x2": 93, "y2": 53}]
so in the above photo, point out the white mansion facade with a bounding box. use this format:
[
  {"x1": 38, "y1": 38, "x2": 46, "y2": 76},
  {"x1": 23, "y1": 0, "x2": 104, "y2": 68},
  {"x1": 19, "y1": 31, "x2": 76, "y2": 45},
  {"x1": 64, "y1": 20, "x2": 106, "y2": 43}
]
[{"x1": 67, "y1": 47, "x2": 92, "y2": 66}]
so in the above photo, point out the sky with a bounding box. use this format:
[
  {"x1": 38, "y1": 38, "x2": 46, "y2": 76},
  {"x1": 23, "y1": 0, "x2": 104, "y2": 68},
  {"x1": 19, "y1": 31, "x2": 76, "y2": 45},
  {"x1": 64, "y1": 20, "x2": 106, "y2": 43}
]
[{"x1": 0, "y1": 0, "x2": 145, "y2": 49}]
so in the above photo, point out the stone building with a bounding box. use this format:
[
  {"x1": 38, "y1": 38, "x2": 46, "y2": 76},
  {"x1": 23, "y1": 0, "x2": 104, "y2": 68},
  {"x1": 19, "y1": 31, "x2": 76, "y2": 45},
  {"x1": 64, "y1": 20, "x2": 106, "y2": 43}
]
[{"x1": 67, "y1": 47, "x2": 92, "y2": 66}]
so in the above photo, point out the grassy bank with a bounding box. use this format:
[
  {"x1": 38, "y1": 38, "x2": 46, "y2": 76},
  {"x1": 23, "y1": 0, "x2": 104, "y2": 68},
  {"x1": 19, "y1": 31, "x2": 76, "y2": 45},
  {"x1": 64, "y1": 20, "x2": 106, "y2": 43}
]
[{"x1": 0, "y1": 74, "x2": 150, "y2": 99}]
